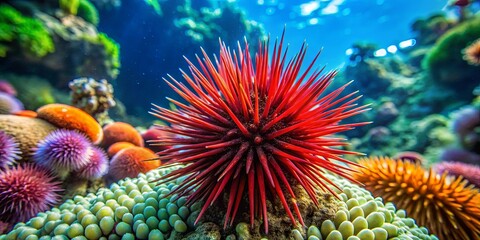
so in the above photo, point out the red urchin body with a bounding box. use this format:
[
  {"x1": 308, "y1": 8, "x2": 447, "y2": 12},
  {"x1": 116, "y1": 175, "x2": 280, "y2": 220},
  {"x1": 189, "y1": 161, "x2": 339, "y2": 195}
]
[
  {"x1": 0, "y1": 164, "x2": 62, "y2": 224},
  {"x1": 150, "y1": 32, "x2": 369, "y2": 232}
]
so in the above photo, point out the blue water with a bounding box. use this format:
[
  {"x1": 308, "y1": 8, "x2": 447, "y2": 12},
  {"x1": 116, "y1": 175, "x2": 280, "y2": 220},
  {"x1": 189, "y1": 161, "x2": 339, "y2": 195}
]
[
  {"x1": 237, "y1": 0, "x2": 446, "y2": 68},
  {"x1": 98, "y1": 0, "x2": 447, "y2": 119}
]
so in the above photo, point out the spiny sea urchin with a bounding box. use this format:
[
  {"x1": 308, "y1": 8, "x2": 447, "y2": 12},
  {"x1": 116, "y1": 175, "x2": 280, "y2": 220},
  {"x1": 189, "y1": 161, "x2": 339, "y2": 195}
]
[
  {"x1": 150, "y1": 32, "x2": 370, "y2": 232},
  {"x1": 0, "y1": 164, "x2": 62, "y2": 224},
  {"x1": 0, "y1": 131, "x2": 20, "y2": 170},
  {"x1": 75, "y1": 146, "x2": 109, "y2": 179},
  {"x1": 434, "y1": 161, "x2": 480, "y2": 188},
  {"x1": 33, "y1": 129, "x2": 92, "y2": 174},
  {"x1": 352, "y1": 156, "x2": 480, "y2": 240},
  {"x1": 463, "y1": 38, "x2": 480, "y2": 66}
]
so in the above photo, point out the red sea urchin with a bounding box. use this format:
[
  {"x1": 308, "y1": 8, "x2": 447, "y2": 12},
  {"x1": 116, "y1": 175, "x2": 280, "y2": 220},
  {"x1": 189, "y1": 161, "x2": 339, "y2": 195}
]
[
  {"x1": 0, "y1": 164, "x2": 62, "y2": 224},
  {"x1": 150, "y1": 32, "x2": 370, "y2": 232}
]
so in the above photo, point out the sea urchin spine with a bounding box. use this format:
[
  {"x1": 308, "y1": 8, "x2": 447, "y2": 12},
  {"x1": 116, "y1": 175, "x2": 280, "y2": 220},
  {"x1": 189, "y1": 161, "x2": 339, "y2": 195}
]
[
  {"x1": 353, "y1": 156, "x2": 480, "y2": 240},
  {"x1": 0, "y1": 164, "x2": 62, "y2": 224},
  {"x1": 150, "y1": 32, "x2": 370, "y2": 233}
]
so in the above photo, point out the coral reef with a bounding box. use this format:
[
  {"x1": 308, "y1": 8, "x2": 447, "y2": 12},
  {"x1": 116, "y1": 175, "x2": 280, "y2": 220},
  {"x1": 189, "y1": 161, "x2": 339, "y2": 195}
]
[
  {"x1": 69, "y1": 77, "x2": 116, "y2": 124},
  {"x1": 0, "y1": 167, "x2": 437, "y2": 239},
  {"x1": 353, "y1": 156, "x2": 480, "y2": 240},
  {"x1": 151, "y1": 33, "x2": 369, "y2": 233},
  {"x1": 0, "y1": 2, "x2": 120, "y2": 86},
  {"x1": 0, "y1": 164, "x2": 62, "y2": 230},
  {"x1": 0, "y1": 74, "x2": 68, "y2": 110},
  {"x1": 101, "y1": 122, "x2": 144, "y2": 149},
  {"x1": 0, "y1": 131, "x2": 20, "y2": 170},
  {"x1": 37, "y1": 104, "x2": 103, "y2": 144},
  {"x1": 77, "y1": 0, "x2": 100, "y2": 26},
  {"x1": 0, "y1": 115, "x2": 57, "y2": 161},
  {"x1": 423, "y1": 16, "x2": 480, "y2": 85},
  {"x1": 0, "y1": 4, "x2": 54, "y2": 58},
  {"x1": 411, "y1": 13, "x2": 457, "y2": 46}
]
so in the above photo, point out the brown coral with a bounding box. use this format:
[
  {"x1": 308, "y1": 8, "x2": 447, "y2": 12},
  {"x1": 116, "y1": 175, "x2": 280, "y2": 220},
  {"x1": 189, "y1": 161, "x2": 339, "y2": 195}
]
[
  {"x1": 0, "y1": 115, "x2": 57, "y2": 161},
  {"x1": 353, "y1": 156, "x2": 480, "y2": 240},
  {"x1": 463, "y1": 38, "x2": 480, "y2": 66}
]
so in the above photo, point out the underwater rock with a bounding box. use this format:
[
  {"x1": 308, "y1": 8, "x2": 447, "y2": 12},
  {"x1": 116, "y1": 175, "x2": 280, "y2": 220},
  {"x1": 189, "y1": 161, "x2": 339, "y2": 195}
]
[
  {"x1": 451, "y1": 106, "x2": 480, "y2": 151},
  {"x1": 0, "y1": 3, "x2": 120, "y2": 88},
  {"x1": 0, "y1": 74, "x2": 69, "y2": 110},
  {"x1": 69, "y1": 77, "x2": 116, "y2": 125},
  {"x1": 344, "y1": 60, "x2": 392, "y2": 99},
  {"x1": 374, "y1": 101, "x2": 399, "y2": 125},
  {"x1": 0, "y1": 115, "x2": 57, "y2": 161},
  {"x1": 440, "y1": 147, "x2": 480, "y2": 165},
  {"x1": 411, "y1": 13, "x2": 457, "y2": 46}
]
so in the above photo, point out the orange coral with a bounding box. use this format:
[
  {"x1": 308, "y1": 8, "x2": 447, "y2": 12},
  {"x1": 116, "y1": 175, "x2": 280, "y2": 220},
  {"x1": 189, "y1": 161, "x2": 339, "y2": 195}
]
[
  {"x1": 101, "y1": 122, "x2": 143, "y2": 149},
  {"x1": 353, "y1": 156, "x2": 480, "y2": 240},
  {"x1": 107, "y1": 141, "x2": 135, "y2": 157},
  {"x1": 463, "y1": 38, "x2": 480, "y2": 66},
  {"x1": 36, "y1": 104, "x2": 103, "y2": 144},
  {"x1": 108, "y1": 147, "x2": 160, "y2": 182},
  {"x1": 12, "y1": 110, "x2": 37, "y2": 118}
]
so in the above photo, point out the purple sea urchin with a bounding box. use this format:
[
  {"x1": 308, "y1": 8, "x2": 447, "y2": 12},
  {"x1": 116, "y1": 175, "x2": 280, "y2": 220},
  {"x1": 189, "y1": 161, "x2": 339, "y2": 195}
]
[
  {"x1": 0, "y1": 131, "x2": 20, "y2": 170},
  {"x1": 33, "y1": 129, "x2": 92, "y2": 174},
  {"x1": 75, "y1": 146, "x2": 108, "y2": 179},
  {"x1": 151, "y1": 33, "x2": 369, "y2": 232},
  {"x1": 0, "y1": 164, "x2": 62, "y2": 224},
  {"x1": 434, "y1": 161, "x2": 480, "y2": 188}
]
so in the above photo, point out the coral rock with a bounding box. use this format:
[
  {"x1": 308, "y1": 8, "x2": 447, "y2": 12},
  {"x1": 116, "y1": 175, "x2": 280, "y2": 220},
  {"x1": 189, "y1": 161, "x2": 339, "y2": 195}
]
[
  {"x1": 101, "y1": 122, "x2": 143, "y2": 149},
  {"x1": 36, "y1": 103, "x2": 103, "y2": 144},
  {"x1": 0, "y1": 115, "x2": 57, "y2": 161},
  {"x1": 108, "y1": 146, "x2": 160, "y2": 182}
]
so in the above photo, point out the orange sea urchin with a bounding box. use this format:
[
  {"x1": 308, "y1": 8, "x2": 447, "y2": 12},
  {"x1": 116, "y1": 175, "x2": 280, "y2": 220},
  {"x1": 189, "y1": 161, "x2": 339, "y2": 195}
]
[
  {"x1": 150, "y1": 32, "x2": 370, "y2": 233},
  {"x1": 352, "y1": 156, "x2": 480, "y2": 240},
  {"x1": 463, "y1": 38, "x2": 480, "y2": 66}
]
